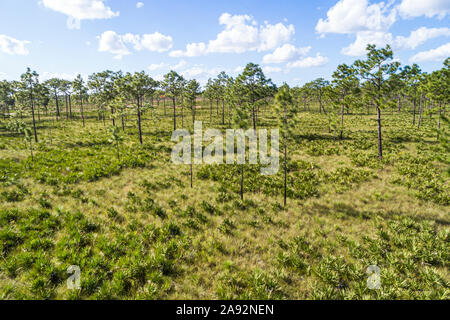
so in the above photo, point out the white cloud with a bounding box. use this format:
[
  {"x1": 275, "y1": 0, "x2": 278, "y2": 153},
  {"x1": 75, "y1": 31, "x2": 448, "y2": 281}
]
[
  {"x1": 136, "y1": 2, "x2": 144, "y2": 9},
  {"x1": 410, "y1": 42, "x2": 450, "y2": 62},
  {"x1": 287, "y1": 53, "x2": 328, "y2": 68},
  {"x1": 168, "y1": 50, "x2": 184, "y2": 58},
  {"x1": 317, "y1": 0, "x2": 449, "y2": 58},
  {"x1": 98, "y1": 31, "x2": 130, "y2": 59},
  {"x1": 0, "y1": 34, "x2": 30, "y2": 55},
  {"x1": 148, "y1": 62, "x2": 245, "y2": 85},
  {"x1": 98, "y1": 31, "x2": 173, "y2": 58},
  {"x1": 148, "y1": 62, "x2": 167, "y2": 71},
  {"x1": 315, "y1": 0, "x2": 401, "y2": 57},
  {"x1": 122, "y1": 33, "x2": 173, "y2": 52},
  {"x1": 121, "y1": 33, "x2": 140, "y2": 49},
  {"x1": 139, "y1": 33, "x2": 173, "y2": 52},
  {"x1": 342, "y1": 31, "x2": 393, "y2": 56},
  {"x1": 170, "y1": 13, "x2": 295, "y2": 57},
  {"x1": 395, "y1": 27, "x2": 450, "y2": 49},
  {"x1": 316, "y1": 0, "x2": 396, "y2": 35},
  {"x1": 398, "y1": 0, "x2": 450, "y2": 19},
  {"x1": 41, "y1": 0, "x2": 119, "y2": 29},
  {"x1": 262, "y1": 44, "x2": 311, "y2": 63},
  {"x1": 262, "y1": 66, "x2": 283, "y2": 73},
  {"x1": 0, "y1": 72, "x2": 7, "y2": 79},
  {"x1": 341, "y1": 26, "x2": 450, "y2": 56},
  {"x1": 169, "y1": 42, "x2": 207, "y2": 57},
  {"x1": 208, "y1": 13, "x2": 260, "y2": 53},
  {"x1": 259, "y1": 22, "x2": 295, "y2": 51},
  {"x1": 171, "y1": 60, "x2": 187, "y2": 70}
]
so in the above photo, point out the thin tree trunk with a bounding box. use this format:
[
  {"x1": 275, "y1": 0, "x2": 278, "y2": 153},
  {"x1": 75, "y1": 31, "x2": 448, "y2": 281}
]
[
  {"x1": 181, "y1": 96, "x2": 184, "y2": 129},
  {"x1": 30, "y1": 86, "x2": 38, "y2": 143},
  {"x1": 111, "y1": 107, "x2": 115, "y2": 127},
  {"x1": 137, "y1": 98, "x2": 143, "y2": 145},
  {"x1": 319, "y1": 96, "x2": 322, "y2": 114},
  {"x1": 55, "y1": 91, "x2": 60, "y2": 119},
  {"x1": 222, "y1": 99, "x2": 225, "y2": 125},
  {"x1": 172, "y1": 97, "x2": 176, "y2": 130},
  {"x1": 377, "y1": 107, "x2": 383, "y2": 160},
  {"x1": 418, "y1": 96, "x2": 423, "y2": 129},
  {"x1": 412, "y1": 99, "x2": 416, "y2": 125},
  {"x1": 340, "y1": 104, "x2": 345, "y2": 140},
  {"x1": 252, "y1": 105, "x2": 256, "y2": 131},
  {"x1": 69, "y1": 95, "x2": 72, "y2": 119},
  {"x1": 322, "y1": 99, "x2": 327, "y2": 115},
  {"x1": 80, "y1": 96, "x2": 85, "y2": 127},
  {"x1": 65, "y1": 95, "x2": 69, "y2": 120}
]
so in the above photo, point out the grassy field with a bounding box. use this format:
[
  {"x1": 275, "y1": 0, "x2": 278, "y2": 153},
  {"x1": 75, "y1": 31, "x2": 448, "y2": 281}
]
[{"x1": 0, "y1": 103, "x2": 448, "y2": 300}]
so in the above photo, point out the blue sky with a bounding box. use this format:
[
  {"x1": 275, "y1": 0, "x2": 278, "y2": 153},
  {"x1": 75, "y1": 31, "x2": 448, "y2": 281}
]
[{"x1": 0, "y1": 0, "x2": 449, "y2": 86}]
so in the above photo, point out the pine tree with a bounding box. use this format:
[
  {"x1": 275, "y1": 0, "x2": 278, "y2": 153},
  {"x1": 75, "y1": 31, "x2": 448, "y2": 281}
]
[
  {"x1": 354, "y1": 44, "x2": 399, "y2": 160},
  {"x1": 275, "y1": 84, "x2": 297, "y2": 207}
]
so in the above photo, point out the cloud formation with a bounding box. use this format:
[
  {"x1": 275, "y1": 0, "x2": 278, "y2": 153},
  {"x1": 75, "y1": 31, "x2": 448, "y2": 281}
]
[
  {"x1": 98, "y1": 31, "x2": 130, "y2": 59},
  {"x1": 262, "y1": 44, "x2": 311, "y2": 64},
  {"x1": 316, "y1": 0, "x2": 450, "y2": 57},
  {"x1": 41, "y1": 0, "x2": 119, "y2": 29},
  {"x1": 98, "y1": 31, "x2": 173, "y2": 59},
  {"x1": 169, "y1": 13, "x2": 295, "y2": 57},
  {"x1": 316, "y1": 0, "x2": 396, "y2": 35},
  {"x1": 0, "y1": 34, "x2": 30, "y2": 55},
  {"x1": 286, "y1": 54, "x2": 328, "y2": 69},
  {"x1": 397, "y1": 0, "x2": 450, "y2": 19},
  {"x1": 395, "y1": 27, "x2": 450, "y2": 49},
  {"x1": 410, "y1": 42, "x2": 450, "y2": 62},
  {"x1": 342, "y1": 31, "x2": 393, "y2": 56}
]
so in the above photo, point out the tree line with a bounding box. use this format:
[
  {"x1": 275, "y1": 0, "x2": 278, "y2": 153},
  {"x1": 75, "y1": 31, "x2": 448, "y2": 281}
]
[{"x1": 0, "y1": 45, "x2": 448, "y2": 205}]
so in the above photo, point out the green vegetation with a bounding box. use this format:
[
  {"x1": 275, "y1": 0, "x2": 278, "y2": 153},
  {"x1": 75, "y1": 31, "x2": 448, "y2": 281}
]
[{"x1": 0, "y1": 46, "x2": 448, "y2": 300}]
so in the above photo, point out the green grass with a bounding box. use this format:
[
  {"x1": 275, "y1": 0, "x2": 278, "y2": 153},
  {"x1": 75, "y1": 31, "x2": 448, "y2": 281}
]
[{"x1": 0, "y1": 103, "x2": 448, "y2": 299}]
